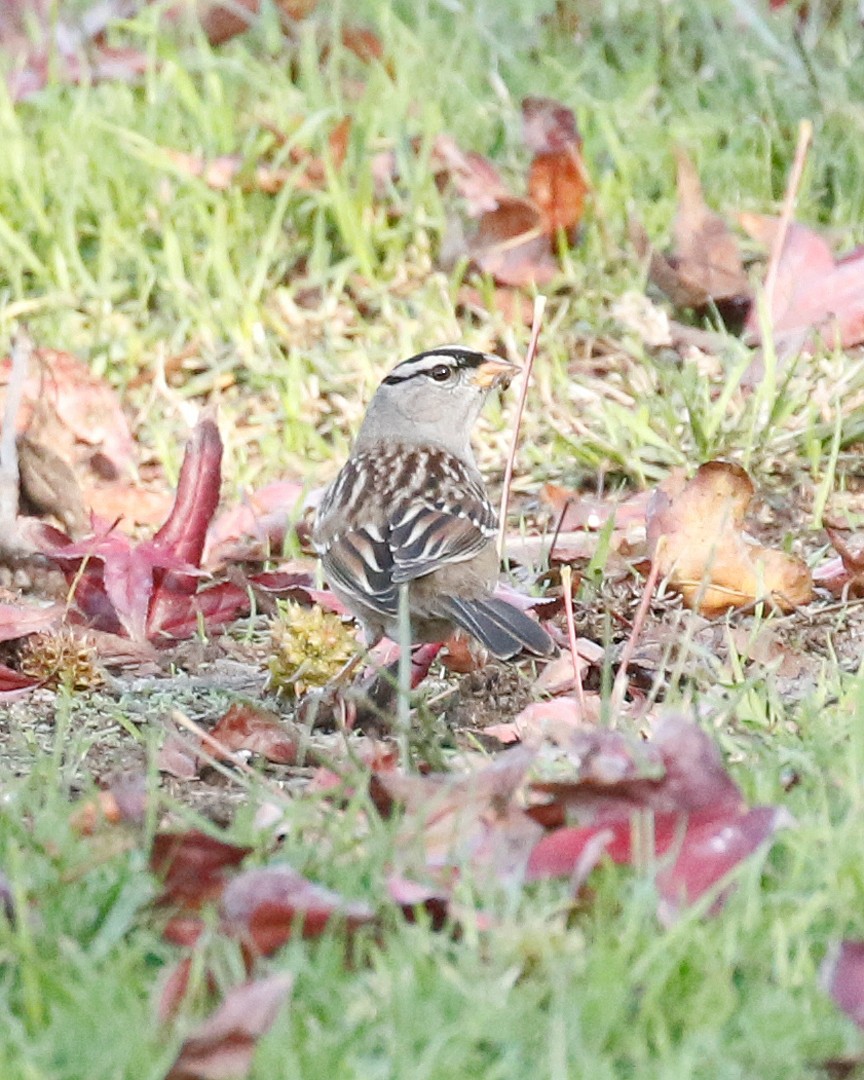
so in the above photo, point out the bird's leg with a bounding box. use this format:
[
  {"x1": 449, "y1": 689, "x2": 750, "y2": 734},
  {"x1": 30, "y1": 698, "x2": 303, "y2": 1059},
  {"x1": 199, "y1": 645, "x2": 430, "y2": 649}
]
[{"x1": 296, "y1": 628, "x2": 379, "y2": 730}]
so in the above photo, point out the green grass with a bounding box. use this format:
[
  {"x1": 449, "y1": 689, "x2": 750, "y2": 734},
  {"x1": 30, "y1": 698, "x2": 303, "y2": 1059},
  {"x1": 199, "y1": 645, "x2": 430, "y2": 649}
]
[{"x1": 3, "y1": 0, "x2": 864, "y2": 1076}]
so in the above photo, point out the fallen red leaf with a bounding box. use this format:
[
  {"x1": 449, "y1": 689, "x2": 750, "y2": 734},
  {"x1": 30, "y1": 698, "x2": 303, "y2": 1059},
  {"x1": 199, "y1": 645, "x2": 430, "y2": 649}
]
[
  {"x1": 157, "y1": 956, "x2": 195, "y2": 1025},
  {"x1": 531, "y1": 715, "x2": 741, "y2": 820},
  {"x1": 220, "y1": 865, "x2": 376, "y2": 956},
  {"x1": 0, "y1": 663, "x2": 40, "y2": 696},
  {"x1": 208, "y1": 702, "x2": 299, "y2": 765},
  {"x1": 163, "y1": 916, "x2": 206, "y2": 949},
  {"x1": 654, "y1": 804, "x2": 788, "y2": 923},
  {"x1": 165, "y1": 973, "x2": 293, "y2": 1080},
  {"x1": 814, "y1": 522, "x2": 864, "y2": 597},
  {"x1": 526, "y1": 716, "x2": 786, "y2": 920},
  {"x1": 153, "y1": 418, "x2": 221, "y2": 574},
  {"x1": 36, "y1": 519, "x2": 199, "y2": 641},
  {"x1": 34, "y1": 418, "x2": 256, "y2": 644},
  {"x1": 151, "y1": 831, "x2": 252, "y2": 909}
]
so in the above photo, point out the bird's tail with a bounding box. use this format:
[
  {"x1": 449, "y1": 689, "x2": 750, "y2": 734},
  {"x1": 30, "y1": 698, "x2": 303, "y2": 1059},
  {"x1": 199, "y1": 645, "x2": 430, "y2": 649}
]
[{"x1": 435, "y1": 595, "x2": 555, "y2": 660}]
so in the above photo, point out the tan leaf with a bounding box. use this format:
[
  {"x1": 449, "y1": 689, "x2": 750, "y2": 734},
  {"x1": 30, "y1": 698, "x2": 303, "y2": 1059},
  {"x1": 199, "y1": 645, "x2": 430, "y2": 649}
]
[{"x1": 646, "y1": 460, "x2": 812, "y2": 615}]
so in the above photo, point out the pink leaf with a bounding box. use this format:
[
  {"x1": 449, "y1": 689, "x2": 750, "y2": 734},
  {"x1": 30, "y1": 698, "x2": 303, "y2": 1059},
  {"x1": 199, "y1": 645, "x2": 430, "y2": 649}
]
[
  {"x1": 823, "y1": 940, "x2": 864, "y2": 1030},
  {"x1": 204, "y1": 479, "x2": 304, "y2": 567},
  {"x1": 0, "y1": 602, "x2": 63, "y2": 643},
  {"x1": 655, "y1": 805, "x2": 789, "y2": 923},
  {"x1": 742, "y1": 217, "x2": 864, "y2": 352}
]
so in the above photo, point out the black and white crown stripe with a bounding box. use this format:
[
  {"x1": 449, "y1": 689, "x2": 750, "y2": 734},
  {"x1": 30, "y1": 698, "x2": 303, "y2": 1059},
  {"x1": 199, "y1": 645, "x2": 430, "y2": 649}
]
[{"x1": 381, "y1": 346, "x2": 500, "y2": 386}]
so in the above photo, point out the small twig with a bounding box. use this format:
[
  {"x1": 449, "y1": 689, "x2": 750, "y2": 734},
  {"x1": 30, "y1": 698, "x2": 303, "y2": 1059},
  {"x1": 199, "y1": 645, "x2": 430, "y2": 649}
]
[
  {"x1": 497, "y1": 294, "x2": 547, "y2": 561},
  {"x1": 546, "y1": 496, "x2": 573, "y2": 566},
  {"x1": 610, "y1": 546, "x2": 663, "y2": 720},
  {"x1": 395, "y1": 581, "x2": 413, "y2": 768},
  {"x1": 0, "y1": 326, "x2": 32, "y2": 537},
  {"x1": 762, "y1": 119, "x2": 813, "y2": 326},
  {"x1": 560, "y1": 565, "x2": 587, "y2": 720},
  {"x1": 170, "y1": 709, "x2": 291, "y2": 804}
]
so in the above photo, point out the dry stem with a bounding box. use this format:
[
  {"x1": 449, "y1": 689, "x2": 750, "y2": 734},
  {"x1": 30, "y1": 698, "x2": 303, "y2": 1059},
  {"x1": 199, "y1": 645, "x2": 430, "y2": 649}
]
[
  {"x1": 762, "y1": 119, "x2": 813, "y2": 325},
  {"x1": 497, "y1": 294, "x2": 547, "y2": 560}
]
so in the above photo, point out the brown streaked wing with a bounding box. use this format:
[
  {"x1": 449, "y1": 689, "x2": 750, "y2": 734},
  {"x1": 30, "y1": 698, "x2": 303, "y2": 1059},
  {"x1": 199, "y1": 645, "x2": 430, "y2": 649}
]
[{"x1": 321, "y1": 525, "x2": 398, "y2": 617}]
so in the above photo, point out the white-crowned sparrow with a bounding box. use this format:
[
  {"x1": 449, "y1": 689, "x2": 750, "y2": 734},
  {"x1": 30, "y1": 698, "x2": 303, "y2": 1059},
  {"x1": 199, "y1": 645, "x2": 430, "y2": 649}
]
[{"x1": 312, "y1": 346, "x2": 554, "y2": 660}]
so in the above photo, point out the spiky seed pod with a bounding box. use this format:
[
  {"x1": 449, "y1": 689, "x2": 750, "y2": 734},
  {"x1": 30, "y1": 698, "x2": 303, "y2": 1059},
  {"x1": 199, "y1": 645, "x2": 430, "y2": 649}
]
[
  {"x1": 268, "y1": 602, "x2": 356, "y2": 696},
  {"x1": 18, "y1": 628, "x2": 103, "y2": 691}
]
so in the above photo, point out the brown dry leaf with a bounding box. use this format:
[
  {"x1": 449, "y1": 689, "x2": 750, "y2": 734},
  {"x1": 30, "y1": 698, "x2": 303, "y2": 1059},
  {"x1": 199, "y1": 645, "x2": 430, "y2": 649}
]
[
  {"x1": 469, "y1": 197, "x2": 557, "y2": 287},
  {"x1": 646, "y1": 461, "x2": 813, "y2": 615},
  {"x1": 203, "y1": 479, "x2": 304, "y2": 568},
  {"x1": 528, "y1": 150, "x2": 587, "y2": 236},
  {"x1": 165, "y1": 150, "x2": 289, "y2": 194},
  {"x1": 533, "y1": 644, "x2": 604, "y2": 697},
  {"x1": 522, "y1": 96, "x2": 588, "y2": 238},
  {"x1": 522, "y1": 96, "x2": 581, "y2": 154},
  {"x1": 71, "y1": 774, "x2": 148, "y2": 836},
  {"x1": 85, "y1": 484, "x2": 173, "y2": 529},
  {"x1": 456, "y1": 284, "x2": 536, "y2": 327},
  {"x1": 165, "y1": 973, "x2": 293, "y2": 1080},
  {"x1": 642, "y1": 151, "x2": 750, "y2": 317},
  {"x1": 439, "y1": 98, "x2": 588, "y2": 286},
  {"x1": 485, "y1": 695, "x2": 603, "y2": 747},
  {"x1": 189, "y1": 0, "x2": 318, "y2": 46},
  {"x1": 292, "y1": 116, "x2": 353, "y2": 190},
  {"x1": 540, "y1": 484, "x2": 651, "y2": 532},
  {"x1": 672, "y1": 151, "x2": 750, "y2": 303},
  {"x1": 340, "y1": 24, "x2": 384, "y2": 64},
  {"x1": 158, "y1": 733, "x2": 200, "y2": 779},
  {"x1": 0, "y1": 349, "x2": 136, "y2": 479}
]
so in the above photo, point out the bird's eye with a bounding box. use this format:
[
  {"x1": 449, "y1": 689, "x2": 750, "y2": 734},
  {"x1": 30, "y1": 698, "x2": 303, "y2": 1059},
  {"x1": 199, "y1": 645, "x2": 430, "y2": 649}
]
[{"x1": 429, "y1": 364, "x2": 452, "y2": 382}]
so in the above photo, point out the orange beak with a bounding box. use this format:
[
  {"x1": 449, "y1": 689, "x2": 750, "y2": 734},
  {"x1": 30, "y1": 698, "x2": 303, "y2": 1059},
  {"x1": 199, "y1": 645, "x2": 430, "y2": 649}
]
[{"x1": 472, "y1": 354, "x2": 520, "y2": 390}]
